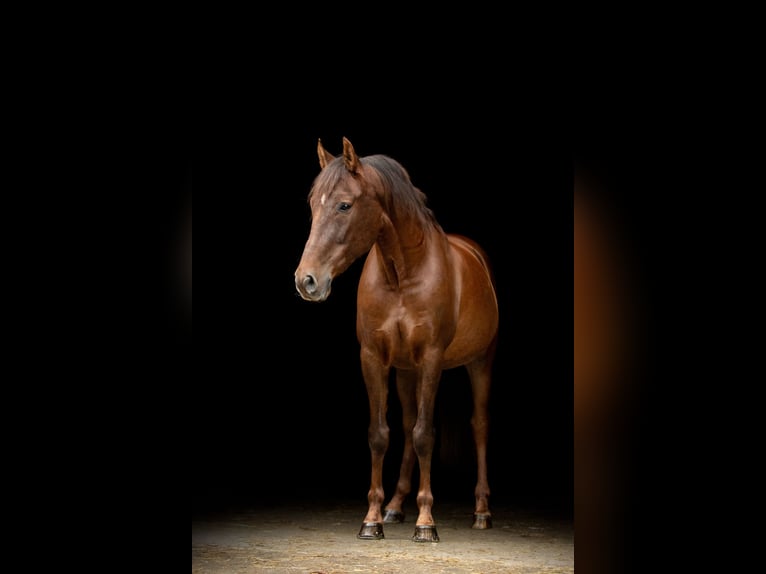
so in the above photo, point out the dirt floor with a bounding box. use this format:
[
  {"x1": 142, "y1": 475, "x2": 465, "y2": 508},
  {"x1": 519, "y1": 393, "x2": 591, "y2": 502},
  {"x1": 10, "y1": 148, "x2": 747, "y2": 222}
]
[{"x1": 192, "y1": 498, "x2": 573, "y2": 573}]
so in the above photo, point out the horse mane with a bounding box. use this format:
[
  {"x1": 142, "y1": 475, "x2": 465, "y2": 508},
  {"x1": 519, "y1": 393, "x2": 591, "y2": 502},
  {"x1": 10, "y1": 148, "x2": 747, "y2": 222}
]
[{"x1": 309, "y1": 154, "x2": 441, "y2": 231}]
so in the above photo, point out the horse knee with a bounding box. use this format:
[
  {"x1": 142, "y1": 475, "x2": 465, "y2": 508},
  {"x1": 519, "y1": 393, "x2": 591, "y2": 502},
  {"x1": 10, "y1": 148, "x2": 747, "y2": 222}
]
[
  {"x1": 412, "y1": 423, "x2": 435, "y2": 457},
  {"x1": 368, "y1": 425, "x2": 390, "y2": 454}
]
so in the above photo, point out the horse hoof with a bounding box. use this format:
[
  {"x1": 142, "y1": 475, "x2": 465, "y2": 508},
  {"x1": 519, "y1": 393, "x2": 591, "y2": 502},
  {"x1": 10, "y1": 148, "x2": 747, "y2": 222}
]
[
  {"x1": 412, "y1": 525, "x2": 439, "y2": 542},
  {"x1": 357, "y1": 522, "x2": 384, "y2": 539},
  {"x1": 472, "y1": 513, "x2": 492, "y2": 529},
  {"x1": 383, "y1": 509, "x2": 405, "y2": 523}
]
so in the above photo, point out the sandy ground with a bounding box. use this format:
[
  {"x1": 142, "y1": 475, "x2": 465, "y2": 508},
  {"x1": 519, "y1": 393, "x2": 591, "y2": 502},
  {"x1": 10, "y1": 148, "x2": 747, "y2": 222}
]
[{"x1": 192, "y1": 498, "x2": 573, "y2": 573}]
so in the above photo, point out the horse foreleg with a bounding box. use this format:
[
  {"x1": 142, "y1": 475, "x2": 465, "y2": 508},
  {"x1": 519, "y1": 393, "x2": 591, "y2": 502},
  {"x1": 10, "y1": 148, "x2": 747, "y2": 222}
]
[
  {"x1": 357, "y1": 348, "x2": 390, "y2": 540},
  {"x1": 383, "y1": 369, "x2": 418, "y2": 524},
  {"x1": 467, "y1": 356, "x2": 494, "y2": 529},
  {"x1": 411, "y1": 356, "x2": 442, "y2": 542}
]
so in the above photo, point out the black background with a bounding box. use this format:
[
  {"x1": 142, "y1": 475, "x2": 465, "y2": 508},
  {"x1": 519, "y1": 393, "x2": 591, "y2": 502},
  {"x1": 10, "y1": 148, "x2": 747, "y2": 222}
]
[
  {"x1": 9, "y1": 32, "x2": 730, "y2": 574},
  {"x1": 157, "y1": 79, "x2": 682, "y2": 574}
]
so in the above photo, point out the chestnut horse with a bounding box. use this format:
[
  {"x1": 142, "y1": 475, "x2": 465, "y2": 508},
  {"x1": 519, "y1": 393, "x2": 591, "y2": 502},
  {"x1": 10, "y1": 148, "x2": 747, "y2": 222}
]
[{"x1": 294, "y1": 137, "x2": 499, "y2": 542}]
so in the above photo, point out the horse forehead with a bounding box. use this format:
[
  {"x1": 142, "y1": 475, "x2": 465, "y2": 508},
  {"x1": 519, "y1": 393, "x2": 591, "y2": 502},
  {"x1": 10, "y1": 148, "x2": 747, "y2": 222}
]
[{"x1": 311, "y1": 176, "x2": 364, "y2": 209}]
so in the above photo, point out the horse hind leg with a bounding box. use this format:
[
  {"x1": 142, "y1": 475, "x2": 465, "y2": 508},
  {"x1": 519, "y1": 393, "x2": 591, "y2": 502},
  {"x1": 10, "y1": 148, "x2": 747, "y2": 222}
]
[
  {"x1": 466, "y1": 355, "x2": 494, "y2": 529},
  {"x1": 383, "y1": 369, "x2": 418, "y2": 524}
]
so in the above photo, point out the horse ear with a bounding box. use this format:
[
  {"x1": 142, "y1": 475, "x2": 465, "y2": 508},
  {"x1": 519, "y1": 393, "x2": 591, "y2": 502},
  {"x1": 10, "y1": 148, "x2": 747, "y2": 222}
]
[
  {"x1": 317, "y1": 139, "x2": 335, "y2": 169},
  {"x1": 342, "y1": 137, "x2": 360, "y2": 174}
]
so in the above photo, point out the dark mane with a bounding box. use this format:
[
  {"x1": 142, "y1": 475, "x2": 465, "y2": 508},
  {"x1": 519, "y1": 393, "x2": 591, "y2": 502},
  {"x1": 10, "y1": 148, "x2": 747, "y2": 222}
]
[{"x1": 309, "y1": 154, "x2": 440, "y2": 230}]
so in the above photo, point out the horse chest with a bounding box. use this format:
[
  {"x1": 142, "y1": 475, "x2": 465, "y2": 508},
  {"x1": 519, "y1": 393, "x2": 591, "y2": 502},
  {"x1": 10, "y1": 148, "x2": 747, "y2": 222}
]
[{"x1": 359, "y1": 295, "x2": 454, "y2": 366}]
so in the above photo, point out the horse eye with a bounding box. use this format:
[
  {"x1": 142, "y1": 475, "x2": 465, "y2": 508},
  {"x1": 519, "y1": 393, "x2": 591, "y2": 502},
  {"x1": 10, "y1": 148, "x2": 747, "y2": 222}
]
[{"x1": 337, "y1": 202, "x2": 352, "y2": 213}]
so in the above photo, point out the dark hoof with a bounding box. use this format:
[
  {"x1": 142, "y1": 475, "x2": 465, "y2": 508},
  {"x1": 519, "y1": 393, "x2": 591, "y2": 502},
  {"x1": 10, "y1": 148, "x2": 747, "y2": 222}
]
[
  {"x1": 472, "y1": 512, "x2": 492, "y2": 529},
  {"x1": 412, "y1": 525, "x2": 439, "y2": 542},
  {"x1": 383, "y1": 509, "x2": 405, "y2": 523},
  {"x1": 357, "y1": 522, "x2": 384, "y2": 539}
]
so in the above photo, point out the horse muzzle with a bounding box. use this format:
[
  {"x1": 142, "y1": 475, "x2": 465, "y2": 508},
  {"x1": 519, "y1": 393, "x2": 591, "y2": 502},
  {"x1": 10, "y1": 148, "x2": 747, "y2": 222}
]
[{"x1": 295, "y1": 272, "x2": 332, "y2": 302}]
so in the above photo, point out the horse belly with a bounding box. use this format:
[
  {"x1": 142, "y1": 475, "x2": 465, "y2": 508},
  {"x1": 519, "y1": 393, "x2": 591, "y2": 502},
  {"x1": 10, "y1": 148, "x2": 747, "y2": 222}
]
[
  {"x1": 441, "y1": 243, "x2": 499, "y2": 368},
  {"x1": 442, "y1": 293, "x2": 498, "y2": 368}
]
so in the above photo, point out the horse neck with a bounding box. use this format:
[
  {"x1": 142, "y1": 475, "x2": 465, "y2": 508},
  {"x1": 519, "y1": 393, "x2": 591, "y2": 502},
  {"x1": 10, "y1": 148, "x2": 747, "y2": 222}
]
[{"x1": 374, "y1": 206, "x2": 441, "y2": 289}]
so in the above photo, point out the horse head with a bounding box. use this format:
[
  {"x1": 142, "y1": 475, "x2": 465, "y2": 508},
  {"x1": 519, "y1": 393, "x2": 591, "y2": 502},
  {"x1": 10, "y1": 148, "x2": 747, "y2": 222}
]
[{"x1": 295, "y1": 138, "x2": 384, "y2": 302}]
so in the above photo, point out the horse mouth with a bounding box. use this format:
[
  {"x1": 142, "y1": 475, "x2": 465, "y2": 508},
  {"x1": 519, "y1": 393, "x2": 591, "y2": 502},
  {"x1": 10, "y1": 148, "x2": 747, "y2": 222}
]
[{"x1": 295, "y1": 273, "x2": 332, "y2": 302}]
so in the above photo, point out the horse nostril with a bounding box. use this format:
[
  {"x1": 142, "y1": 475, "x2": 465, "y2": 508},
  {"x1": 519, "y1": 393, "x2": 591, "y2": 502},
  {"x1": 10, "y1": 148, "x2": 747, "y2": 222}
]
[{"x1": 303, "y1": 274, "x2": 317, "y2": 293}]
